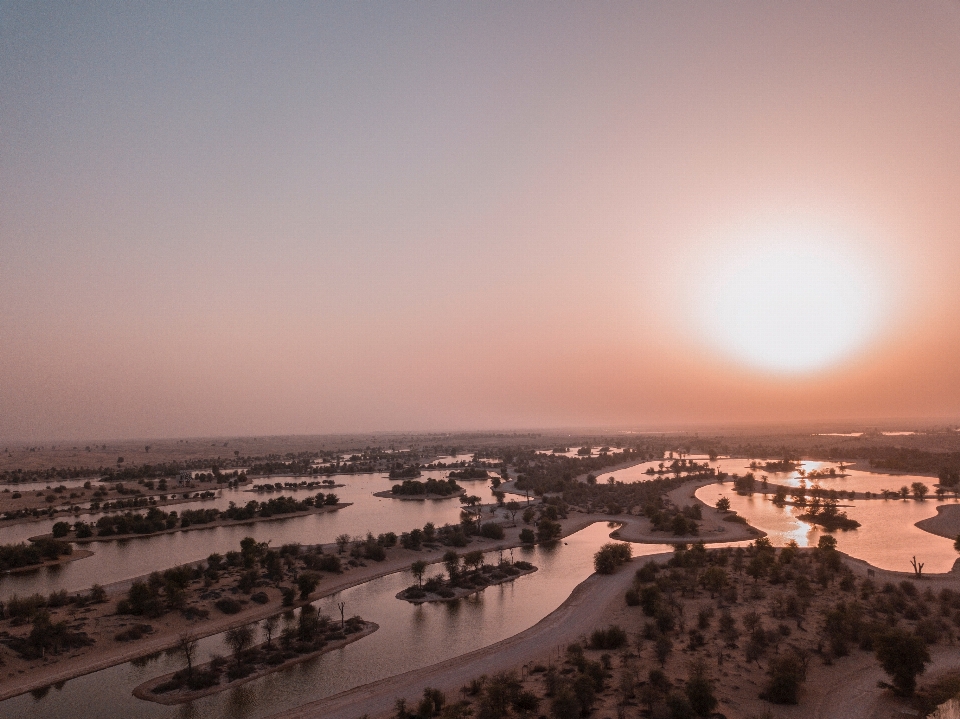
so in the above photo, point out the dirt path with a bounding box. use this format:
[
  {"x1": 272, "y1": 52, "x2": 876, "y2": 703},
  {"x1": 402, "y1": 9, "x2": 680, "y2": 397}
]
[
  {"x1": 809, "y1": 647, "x2": 960, "y2": 719},
  {"x1": 267, "y1": 555, "x2": 661, "y2": 719}
]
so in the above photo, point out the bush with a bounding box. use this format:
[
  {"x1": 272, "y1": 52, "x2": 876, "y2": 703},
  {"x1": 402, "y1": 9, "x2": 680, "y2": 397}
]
[
  {"x1": 479, "y1": 523, "x2": 505, "y2": 540},
  {"x1": 519, "y1": 528, "x2": 535, "y2": 544},
  {"x1": 215, "y1": 598, "x2": 243, "y2": 614},
  {"x1": 593, "y1": 543, "x2": 632, "y2": 574},
  {"x1": 363, "y1": 542, "x2": 386, "y2": 561},
  {"x1": 52, "y1": 522, "x2": 71, "y2": 538},
  {"x1": 625, "y1": 588, "x2": 640, "y2": 606},
  {"x1": 762, "y1": 651, "x2": 807, "y2": 704},
  {"x1": 875, "y1": 628, "x2": 931, "y2": 696},
  {"x1": 589, "y1": 625, "x2": 628, "y2": 650},
  {"x1": 250, "y1": 592, "x2": 269, "y2": 604}
]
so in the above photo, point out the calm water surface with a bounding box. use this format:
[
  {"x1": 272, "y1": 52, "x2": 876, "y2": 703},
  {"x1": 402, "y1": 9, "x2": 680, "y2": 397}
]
[
  {"x1": 1, "y1": 523, "x2": 667, "y2": 719},
  {"x1": 696, "y1": 483, "x2": 959, "y2": 573},
  {"x1": 0, "y1": 472, "x2": 498, "y2": 597}
]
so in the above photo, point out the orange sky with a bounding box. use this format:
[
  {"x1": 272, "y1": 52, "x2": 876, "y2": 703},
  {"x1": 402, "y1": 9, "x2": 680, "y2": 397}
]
[{"x1": 2, "y1": 2, "x2": 960, "y2": 440}]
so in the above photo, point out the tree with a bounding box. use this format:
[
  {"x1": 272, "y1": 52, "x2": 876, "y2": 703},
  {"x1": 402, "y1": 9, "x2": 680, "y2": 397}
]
[
  {"x1": 762, "y1": 650, "x2": 807, "y2": 704},
  {"x1": 297, "y1": 571, "x2": 321, "y2": 600},
  {"x1": 875, "y1": 628, "x2": 930, "y2": 696},
  {"x1": 912, "y1": 482, "x2": 929, "y2": 501},
  {"x1": 715, "y1": 497, "x2": 731, "y2": 512},
  {"x1": 700, "y1": 566, "x2": 729, "y2": 598},
  {"x1": 655, "y1": 635, "x2": 673, "y2": 666},
  {"x1": 263, "y1": 614, "x2": 280, "y2": 648},
  {"x1": 463, "y1": 550, "x2": 485, "y2": 571},
  {"x1": 177, "y1": 633, "x2": 198, "y2": 677},
  {"x1": 685, "y1": 661, "x2": 717, "y2": 716},
  {"x1": 335, "y1": 534, "x2": 351, "y2": 554},
  {"x1": 224, "y1": 625, "x2": 254, "y2": 666},
  {"x1": 411, "y1": 560, "x2": 428, "y2": 588},
  {"x1": 506, "y1": 501, "x2": 520, "y2": 522},
  {"x1": 519, "y1": 528, "x2": 535, "y2": 544}
]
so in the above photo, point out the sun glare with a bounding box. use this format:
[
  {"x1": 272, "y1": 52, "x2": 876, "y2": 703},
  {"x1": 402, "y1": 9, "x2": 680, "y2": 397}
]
[{"x1": 696, "y1": 225, "x2": 886, "y2": 374}]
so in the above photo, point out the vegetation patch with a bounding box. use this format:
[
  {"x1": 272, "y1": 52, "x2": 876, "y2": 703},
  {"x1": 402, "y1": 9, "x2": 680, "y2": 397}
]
[
  {"x1": 134, "y1": 612, "x2": 377, "y2": 704},
  {"x1": 398, "y1": 552, "x2": 537, "y2": 603}
]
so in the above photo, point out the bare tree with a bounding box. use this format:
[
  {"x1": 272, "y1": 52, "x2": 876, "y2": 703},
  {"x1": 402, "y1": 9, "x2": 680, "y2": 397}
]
[
  {"x1": 177, "y1": 633, "x2": 198, "y2": 677},
  {"x1": 263, "y1": 615, "x2": 280, "y2": 648}
]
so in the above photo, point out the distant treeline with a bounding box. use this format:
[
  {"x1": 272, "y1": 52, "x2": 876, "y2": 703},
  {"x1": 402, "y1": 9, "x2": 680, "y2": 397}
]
[{"x1": 56, "y1": 493, "x2": 340, "y2": 539}]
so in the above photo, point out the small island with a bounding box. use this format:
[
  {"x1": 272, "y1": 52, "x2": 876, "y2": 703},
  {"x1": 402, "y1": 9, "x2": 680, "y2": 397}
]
[
  {"x1": 398, "y1": 550, "x2": 537, "y2": 603},
  {"x1": 0, "y1": 538, "x2": 93, "y2": 575},
  {"x1": 30, "y1": 493, "x2": 345, "y2": 544},
  {"x1": 134, "y1": 610, "x2": 377, "y2": 705},
  {"x1": 447, "y1": 467, "x2": 490, "y2": 480},
  {"x1": 373, "y1": 478, "x2": 465, "y2": 500}
]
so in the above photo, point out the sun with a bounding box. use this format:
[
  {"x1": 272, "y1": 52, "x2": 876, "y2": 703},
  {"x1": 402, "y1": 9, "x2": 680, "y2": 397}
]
[{"x1": 695, "y1": 224, "x2": 885, "y2": 374}]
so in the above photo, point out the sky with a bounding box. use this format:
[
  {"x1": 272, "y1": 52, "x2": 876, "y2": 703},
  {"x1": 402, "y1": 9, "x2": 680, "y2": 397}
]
[{"x1": 2, "y1": 1, "x2": 960, "y2": 441}]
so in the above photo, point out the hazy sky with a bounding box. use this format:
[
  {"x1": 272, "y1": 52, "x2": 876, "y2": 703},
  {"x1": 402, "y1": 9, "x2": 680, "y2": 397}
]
[{"x1": 3, "y1": 2, "x2": 960, "y2": 441}]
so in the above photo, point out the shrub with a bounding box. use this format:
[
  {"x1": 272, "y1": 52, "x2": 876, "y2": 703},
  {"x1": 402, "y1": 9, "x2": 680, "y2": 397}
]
[
  {"x1": 589, "y1": 625, "x2": 628, "y2": 650},
  {"x1": 762, "y1": 650, "x2": 807, "y2": 704},
  {"x1": 479, "y1": 523, "x2": 505, "y2": 540},
  {"x1": 875, "y1": 628, "x2": 931, "y2": 696},
  {"x1": 519, "y1": 528, "x2": 535, "y2": 544},
  {"x1": 593, "y1": 543, "x2": 632, "y2": 574},
  {"x1": 52, "y1": 522, "x2": 71, "y2": 538},
  {"x1": 250, "y1": 592, "x2": 269, "y2": 604},
  {"x1": 625, "y1": 588, "x2": 640, "y2": 606},
  {"x1": 215, "y1": 598, "x2": 243, "y2": 615}
]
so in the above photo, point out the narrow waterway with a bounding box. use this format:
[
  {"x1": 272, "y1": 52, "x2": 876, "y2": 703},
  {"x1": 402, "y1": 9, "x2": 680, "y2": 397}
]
[
  {"x1": 0, "y1": 472, "x2": 499, "y2": 597},
  {"x1": 1, "y1": 522, "x2": 668, "y2": 719}
]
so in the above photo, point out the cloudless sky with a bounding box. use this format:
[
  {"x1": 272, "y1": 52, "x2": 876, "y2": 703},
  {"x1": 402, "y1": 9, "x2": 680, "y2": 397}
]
[{"x1": 2, "y1": 1, "x2": 960, "y2": 440}]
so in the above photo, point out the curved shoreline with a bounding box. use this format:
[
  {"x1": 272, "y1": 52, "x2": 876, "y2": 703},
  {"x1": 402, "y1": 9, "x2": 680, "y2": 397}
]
[
  {"x1": 0, "y1": 548, "x2": 94, "y2": 575},
  {"x1": 916, "y1": 503, "x2": 960, "y2": 540},
  {"x1": 132, "y1": 621, "x2": 379, "y2": 705},
  {"x1": 0, "y1": 477, "x2": 762, "y2": 704},
  {"x1": 27, "y1": 503, "x2": 351, "y2": 544},
  {"x1": 267, "y1": 555, "x2": 660, "y2": 719}
]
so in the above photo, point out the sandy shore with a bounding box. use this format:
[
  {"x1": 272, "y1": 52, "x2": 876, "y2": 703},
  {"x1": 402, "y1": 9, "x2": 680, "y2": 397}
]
[
  {"x1": 268, "y1": 554, "x2": 654, "y2": 719},
  {"x1": 916, "y1": 503, "x2": 960, "y2": 540},
  {"x1": 269, "y1": 543, "x2": 960, "y2": 719}
]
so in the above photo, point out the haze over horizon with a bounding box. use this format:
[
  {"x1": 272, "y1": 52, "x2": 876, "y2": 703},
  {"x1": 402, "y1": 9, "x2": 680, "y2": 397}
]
[{"x1": 3, "y1": 2, "x2": 960, "y2": 442}]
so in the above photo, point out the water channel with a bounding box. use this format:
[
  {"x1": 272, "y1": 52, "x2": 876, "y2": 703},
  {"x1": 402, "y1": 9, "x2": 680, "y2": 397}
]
[
  {"x1": 1, "y1": 522, "x2": 668, "y2": 719},
  {"x1": 3, "y1": 456, "x2": 957, "y2": 715},
  {"x1": 0, "y1": 471, "x2": 499, "y2": 597}
]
